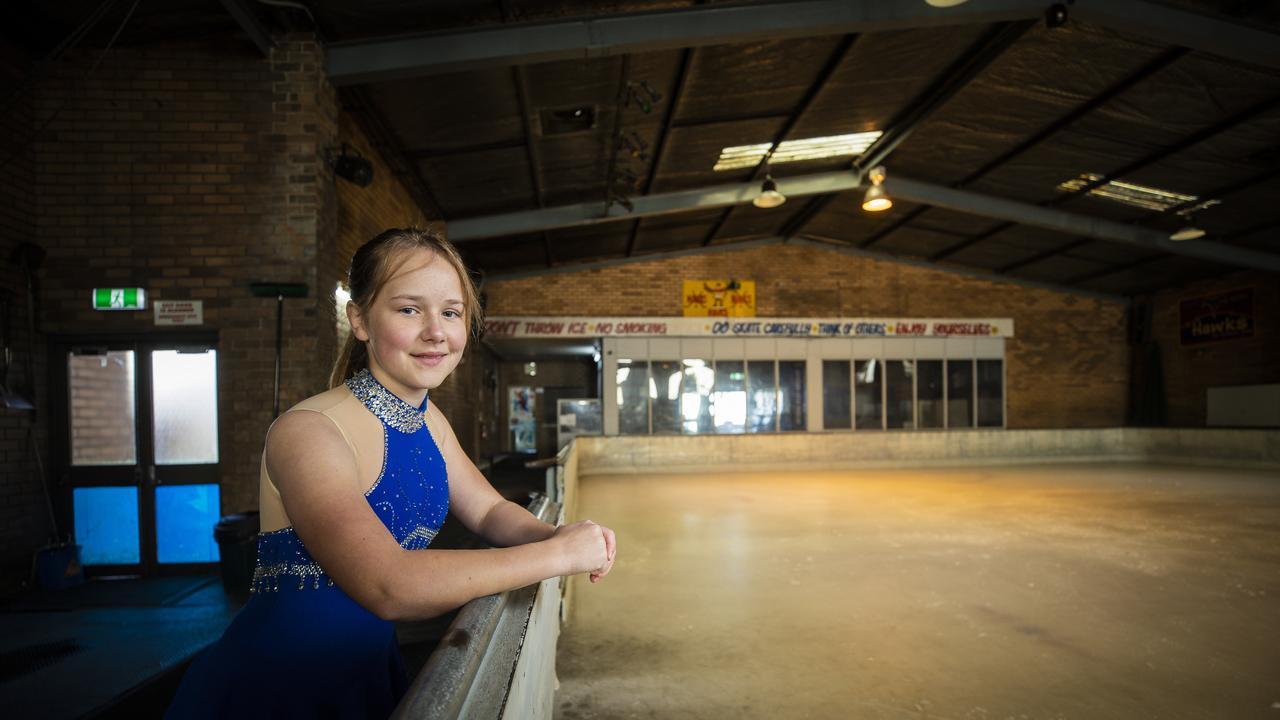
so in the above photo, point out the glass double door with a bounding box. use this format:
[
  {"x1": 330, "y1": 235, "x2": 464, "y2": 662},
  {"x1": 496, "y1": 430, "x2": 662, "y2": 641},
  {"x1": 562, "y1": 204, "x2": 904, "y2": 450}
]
[{"x1": 53, "y1": 335, "x2": 222, "y2": 577}]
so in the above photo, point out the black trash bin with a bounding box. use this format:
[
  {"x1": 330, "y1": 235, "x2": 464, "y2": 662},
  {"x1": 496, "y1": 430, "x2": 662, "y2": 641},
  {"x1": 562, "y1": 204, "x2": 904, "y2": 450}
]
[{"x1": 213, "y1": 512, "x2": 260, "y2": 595}]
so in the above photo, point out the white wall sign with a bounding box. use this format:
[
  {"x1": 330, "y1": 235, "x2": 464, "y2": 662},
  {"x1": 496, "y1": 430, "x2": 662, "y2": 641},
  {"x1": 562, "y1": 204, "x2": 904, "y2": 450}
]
[
  {"x1": 154, "y1": 299, "x2": 204, "y2": 326},
  {"x1": 485, "y1": 316, "x2": 1014, "y2": 338}
]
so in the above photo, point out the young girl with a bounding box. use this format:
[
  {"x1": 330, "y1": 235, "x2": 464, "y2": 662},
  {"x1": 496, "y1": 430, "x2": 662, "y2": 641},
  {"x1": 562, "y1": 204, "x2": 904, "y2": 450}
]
[{"x1": 166, "y1": 228, "x2": 616, "y2": 718}]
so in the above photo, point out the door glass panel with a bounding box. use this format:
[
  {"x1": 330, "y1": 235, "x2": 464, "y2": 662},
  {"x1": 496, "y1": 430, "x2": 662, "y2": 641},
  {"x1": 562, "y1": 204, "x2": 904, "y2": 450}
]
[
  {"x1": 712, "y1": 361, "x2": 746, "y2": 434},
  {"x1": 948, "y1": 360, "x2": 974, "y2": 428},
  {"x1": 651, "y1": 361, "x2": 683, "y2": 434},
  {"x1": 855, "y1": 359, "x2": 883, "y2": 430},
  {"x1": 917, "y1": 360, "x2": 944, "y2": 429},
  {"x1": 746, "y1": 360, "x2": 777, "y2": 432},
  {"x1": 616, "y1": 360, "x2": 649, "y2": 434},
  {"x1": 977, "y1": 359, "x2": 1004, "y2": 428},
  {"x1": 886, "y1": 360, "x2": 915, "y2": 429},
  {"x1": 156, "y1": 484, "x2": 221, "y2": 564},
  {"x1": 69, "y1": 351, "x2": 137, "y2": 466},
  {"x1": 681, "y1": 359, "x2": 714, "y2": 434},
  {"x1": 74, "y1": 486, "x2": 140, "y2": 565},
  {"x1": 152, "y1": 349, "x2": 219, "y2": 465},
  {"x1": 778, "y1": 361, "x2": 806, "y2": 431},
  {"x1": 821, "y1": 360, "x2": 851, "y2": 429}
]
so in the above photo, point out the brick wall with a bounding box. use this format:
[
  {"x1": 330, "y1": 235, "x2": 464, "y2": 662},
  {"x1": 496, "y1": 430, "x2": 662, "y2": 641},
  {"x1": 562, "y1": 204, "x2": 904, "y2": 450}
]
[
  {"x1": 1, "y1": 31, "x2": 497, "y2": 595},
  {"x1": 1144, "y1": 269, "x2": 1279, "y2": 427},
  {"x1": 435, "y1": 347, "x2": 499, "y2": 461},
  {"x1": 334, "y1": 112, "x2": 430, "y2": 261},
  {"x1": 33, "y1": 34, "x2": 337, "y2": 522},
  {"x1": 483, "y1": 243, "x2": 1131, "y2": 429},
  {"x1": 1, "y1": 50, "x2": 51, "y2": 595}
]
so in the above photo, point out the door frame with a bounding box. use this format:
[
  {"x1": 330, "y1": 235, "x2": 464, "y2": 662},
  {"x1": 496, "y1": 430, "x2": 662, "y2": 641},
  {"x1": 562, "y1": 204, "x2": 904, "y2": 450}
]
[{"x1": 49, "y1": 331, "x2": 221, "y2": 578}]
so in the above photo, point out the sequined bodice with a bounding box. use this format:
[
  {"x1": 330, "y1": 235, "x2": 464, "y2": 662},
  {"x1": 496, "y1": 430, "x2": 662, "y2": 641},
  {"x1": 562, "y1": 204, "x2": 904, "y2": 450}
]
[{"x1": 251, "y1": 370, "x2": 449, "y2": 593}]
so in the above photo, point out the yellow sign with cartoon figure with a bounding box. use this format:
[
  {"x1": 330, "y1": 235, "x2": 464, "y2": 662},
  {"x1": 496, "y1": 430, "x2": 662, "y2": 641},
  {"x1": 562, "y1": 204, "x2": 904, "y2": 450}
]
[{"x1": 682, "y1": 280, "x2": 756, "y2": 317}]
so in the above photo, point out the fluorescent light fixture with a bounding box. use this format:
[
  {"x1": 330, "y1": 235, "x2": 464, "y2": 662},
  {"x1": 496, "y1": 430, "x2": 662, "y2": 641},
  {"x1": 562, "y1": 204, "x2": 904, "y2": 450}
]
[
  {"x1": 1057, "y1": 173, "x2": 1200, "y2": 212},
  {"x1": 714, "y1": 131, "x2": 882, "y2": 171},
  {"x1": 1169, "y1": 226, "x2": 1206, "y2": 241},
  {"x1": 926, "y1": 0, "x2": 970, "y2": 5}
]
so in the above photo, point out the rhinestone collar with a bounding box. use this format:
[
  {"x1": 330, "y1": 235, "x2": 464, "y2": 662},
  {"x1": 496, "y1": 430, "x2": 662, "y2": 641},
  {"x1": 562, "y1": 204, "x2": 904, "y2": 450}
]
[{"x1": 345, "y1": 369, "x2": 426, "y2": 434}]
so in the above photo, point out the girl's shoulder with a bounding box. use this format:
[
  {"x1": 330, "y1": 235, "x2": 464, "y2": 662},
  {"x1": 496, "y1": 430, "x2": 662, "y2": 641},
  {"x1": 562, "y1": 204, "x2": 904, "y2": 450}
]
[
  {"x1": 290, "y1": 383, "x2": 358, "y2": 416},
  {"x1": 268, "y1": 383, "x2": 373, "y2": 455}
]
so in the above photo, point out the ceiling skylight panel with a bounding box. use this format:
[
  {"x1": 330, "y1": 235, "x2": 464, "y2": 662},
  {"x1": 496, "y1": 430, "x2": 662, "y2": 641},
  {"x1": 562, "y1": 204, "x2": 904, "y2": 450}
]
[
  {"x1": 1057, "y1": 173, "x2": 1200, "y2": 211},
  {"x1": 713, "y1": 143, "x2": 772, "y2": 171},
  {"x1": 713, "y1": 131, "x2": 883, "y2": 171}
]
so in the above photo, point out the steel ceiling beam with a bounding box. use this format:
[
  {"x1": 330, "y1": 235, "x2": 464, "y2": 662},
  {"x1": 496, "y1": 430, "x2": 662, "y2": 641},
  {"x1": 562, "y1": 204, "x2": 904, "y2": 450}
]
[
  {"x1": 325, "y1": 0, "x2": 1280, "y2": 86},
  {"x1": 448, "y1": 170, "x2": 864, "y2": 240},
  {"x1": 326, "y1": 0, "x2": 1046, "y2": 85},
  {"x1": 446, "y1": 169, "x2": 1280, "y2": 273},
  {"x1": 886, "y1": 176, "x2": 1280, "y2": 272}
]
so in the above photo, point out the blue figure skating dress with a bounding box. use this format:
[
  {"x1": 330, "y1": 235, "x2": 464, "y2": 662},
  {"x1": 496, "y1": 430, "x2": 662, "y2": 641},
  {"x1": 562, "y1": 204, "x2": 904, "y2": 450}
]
[{"x1": 166, "y1": 369, "x2": 449, "y2": 719}]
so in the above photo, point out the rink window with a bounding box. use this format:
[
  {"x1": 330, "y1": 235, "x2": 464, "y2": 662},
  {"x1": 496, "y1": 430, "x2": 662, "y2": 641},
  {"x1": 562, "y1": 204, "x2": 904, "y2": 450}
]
[
  {"x1": 822, "y1": 356, "x2": 1003, "y2": 431},
  {"x1": 617, "y1": 358, "x2": 804, "y2": 434},
  {"x1": 609, "y1": 339, "x2": 1004, "y2": 434}
]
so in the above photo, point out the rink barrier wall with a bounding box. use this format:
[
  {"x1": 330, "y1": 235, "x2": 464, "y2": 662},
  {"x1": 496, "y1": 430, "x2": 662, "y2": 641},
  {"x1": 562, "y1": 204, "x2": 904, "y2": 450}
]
[
  {"x1": 573, "y1": 428, "x2": 1280, "y2": 474},
  {"x1": 392, "y1": 495, "x2": 561, "y2": 720}
]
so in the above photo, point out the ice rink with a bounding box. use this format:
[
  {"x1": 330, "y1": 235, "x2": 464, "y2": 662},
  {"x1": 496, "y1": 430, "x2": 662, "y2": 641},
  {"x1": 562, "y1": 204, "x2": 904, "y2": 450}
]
[{"x1": 555, "y1": 464, "x2": 1280, "y2": 720}]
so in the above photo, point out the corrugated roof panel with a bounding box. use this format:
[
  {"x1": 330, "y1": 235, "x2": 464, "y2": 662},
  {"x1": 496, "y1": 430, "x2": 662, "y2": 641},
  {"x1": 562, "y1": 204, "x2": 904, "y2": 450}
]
[
  {"x1": 417, "y1": 146, "x2": 534, "y2": 217},
  {"x1": 887, "y1": 21, "x2": 1169, "y2": 186},
  {"x1": 368, "y1": 68, "x2": 523, "y2": 153},
  {"x1": 674, "y1": 36, "x2": 847, "y2": 125}
]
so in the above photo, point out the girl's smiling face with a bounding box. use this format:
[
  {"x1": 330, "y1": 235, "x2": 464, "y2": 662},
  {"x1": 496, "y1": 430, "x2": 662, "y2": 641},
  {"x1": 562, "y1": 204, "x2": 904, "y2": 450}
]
[{"x1": 347, "y1": 248, "x2": 468, "y2": 404}]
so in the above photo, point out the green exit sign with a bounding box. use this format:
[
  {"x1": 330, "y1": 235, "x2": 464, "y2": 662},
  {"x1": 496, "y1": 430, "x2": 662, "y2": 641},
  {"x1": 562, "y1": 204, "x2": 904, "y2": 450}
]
[{"x1": 92, "y1": 288, "x2": 147, "y2": 310}]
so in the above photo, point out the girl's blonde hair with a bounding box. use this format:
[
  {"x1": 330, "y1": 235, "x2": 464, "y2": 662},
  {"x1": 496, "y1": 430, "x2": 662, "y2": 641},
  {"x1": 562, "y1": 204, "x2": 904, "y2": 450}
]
[{"x1": 329, "y1": 227, "x2": 482, "y2": 388}]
